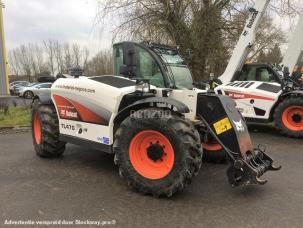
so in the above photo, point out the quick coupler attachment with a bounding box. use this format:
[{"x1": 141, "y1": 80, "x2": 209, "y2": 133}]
[{"x1": 226, "y1": 147, "x2": 281, "y2": 187}]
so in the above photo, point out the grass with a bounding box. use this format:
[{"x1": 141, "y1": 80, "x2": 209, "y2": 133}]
[{"x1": 0, "y1": 107, "x2": 31, "y2": 127}]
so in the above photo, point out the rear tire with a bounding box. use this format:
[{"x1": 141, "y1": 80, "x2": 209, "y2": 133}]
[
  {"x1": 200, "y1": 128, "x2": 227, "y2": 163},
  {"x1": 202, "y1": 143, "x2": 227, "y2": 164},
  {"x1": 113, "y1": 108, "x2": 202, "y2": 197},
  {"x1": 274, "y1": 97, "x2": 303, "y2": 138},
  {"x1": 32, "y1": 99, "x2": 66, "y2": 157}
]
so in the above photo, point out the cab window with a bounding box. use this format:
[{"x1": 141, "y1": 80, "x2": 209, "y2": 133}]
[
  {"x1": 135, "y1": 46, "x2": 165, "y2": 88},
  {"x1": 113, "y1": 45, "x2": 123, "y2": 76},
  {"x1": 258, "y1": 68, "x2": 275, "y2": 82},
  {"x1": 236, "y1": 65, "x2": 278, "y2": 82},
  {"x1": 237, "y1": 66, "x2": 257, "y2": 81}
]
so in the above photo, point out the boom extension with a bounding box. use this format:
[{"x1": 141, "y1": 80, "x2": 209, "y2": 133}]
[
  {"x1": 219, "y1": 0, "x2": 270, "y2": 83},
  {"x1": 282, "y1": 13, "x2": 303, "y2": 74}
]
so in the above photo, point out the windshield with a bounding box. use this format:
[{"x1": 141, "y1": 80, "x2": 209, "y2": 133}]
[
  {"x1": 159, "y1": 54, "x2": 193, "y2": 89},
  {"x1": 160, "y1": 54, "x2": 185, "y2": 65},
  {"x1": 169, "y1": 66, "x2": 193, "y2": 89}
]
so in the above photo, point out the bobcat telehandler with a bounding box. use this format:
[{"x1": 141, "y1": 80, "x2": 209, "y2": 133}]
[
  {"x1": 211, "y1": 0, "x2": 303, "y2": 139},
  {"x1": 31, "y1": 41, "x2": 280, "y2": 197}
]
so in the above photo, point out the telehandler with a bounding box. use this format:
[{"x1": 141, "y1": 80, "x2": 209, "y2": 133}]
[
  {"x1": 210, "y1": 0, "x2": 303, "y2": 139},
  {"x1": 32, "y1": 41, "x2": 280, "y2": 197}
]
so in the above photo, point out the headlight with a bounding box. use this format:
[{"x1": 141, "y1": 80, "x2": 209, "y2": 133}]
[{"x1": 135, "y1": 82, "x2": 150, "y2": 93}]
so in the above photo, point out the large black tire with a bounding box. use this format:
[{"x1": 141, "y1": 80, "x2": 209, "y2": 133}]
[
  {"x1": 274, "y1": 97, "x2": 303, "y2": 138},
  {"x1": 113, "y1": 108, "x2": 202, "y2": 197},
  {"x1": 32, "y1": 99, "x2": 66, "y2": 157},
  {"x1": 200, "y1": 129, "x2": 227, "y2": 164},
  {"x1": 202, "y1": 146, "x2": 227, "y2": 164}
]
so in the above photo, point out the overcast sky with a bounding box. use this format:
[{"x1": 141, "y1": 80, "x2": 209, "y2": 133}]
[
  {"x1": 3, "y1": 0, "x2": 113, "y2": 54},
  {"x1": 2, "y1": 0, "x2": 301, "y2": 55}
]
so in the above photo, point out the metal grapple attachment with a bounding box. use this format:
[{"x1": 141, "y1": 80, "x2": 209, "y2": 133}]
[
  {"x1": 196, "y1": 93, "x2": 281, "y2": 187},
  {"x1": 226, "y1": 146, "x2": 281, "y2": 187}
]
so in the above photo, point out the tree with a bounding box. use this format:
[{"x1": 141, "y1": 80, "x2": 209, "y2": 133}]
[
  {"x1": 97, "y1": 0, "x2": 297, "y2": 80},
  {"x1": 257, "y1": 50, "x2": 267, "y2": 63},
  {"x1": 256, "y1": 43, "x2": 283, "y2": 64},
  {"x1": 85, "y1": 50, "x2": 112, "y2": 76},
  {"x1": 8, "y1": 43, "x2": 48, "y2": 80},
  {"x1": 43, "y1": 40, "x2": 56, "y2": 76},
  {"x1": 63, "y1": 43, "x2": 73, "y2": 73},
  {"x1": 99, "y1": 0, "x2": 233, "y2": 80},
  {"x1": 8, "y1": 41, "x2": 109, "y2": 78},
  {"x1": 72, "y1": 43, "x2": 81, "y2": 66},
  {"x1": 54, "y1": 41, "x2": 64, "y2": 74},
  {"x1": 7, "y1": 50, "x2": 20, "y2": 76},
  {"x1": 267, "y1": 43, "x2": 283, "y2": 64}
]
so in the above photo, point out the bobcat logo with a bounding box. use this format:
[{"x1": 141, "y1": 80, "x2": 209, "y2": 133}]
[{"x1": 233, "y1": 119, "x2": 245, "y2": 132}]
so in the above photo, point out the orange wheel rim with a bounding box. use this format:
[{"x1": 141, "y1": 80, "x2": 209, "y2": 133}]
[
  {"x1": 129, "y1": 130, "x2": 174, "y2": 180},
  {"x1": 282, "y1": 106, "x2": 303, "y2": 131},
  {"x1": 202, "y1": 143, "x2": 222, "y2": 151},
  {"x1": 34, "y1": 113, "x2": 42, "y2": 144}
]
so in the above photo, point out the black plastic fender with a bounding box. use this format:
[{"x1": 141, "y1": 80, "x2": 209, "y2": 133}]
[
  {"x1": 281, "y1": 90, "x2": 303, "y2": 97},
  {"x1": 132, "y1": 97, "x2": 189, "y2": 113},
  {"x1": 114, "y1": 97, "x2": 189, "y2": 131}
]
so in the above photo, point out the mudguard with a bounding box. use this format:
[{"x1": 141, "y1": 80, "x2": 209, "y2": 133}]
[
  {"x1": 281, "y1": 90, "x2": 303, "y2": 97},
  {"x1": 114, "y1": 97, "x2": 189, "y2": 126},
  {"x1": 133, "y1": 97, "x2": 189, "y2": 113}
]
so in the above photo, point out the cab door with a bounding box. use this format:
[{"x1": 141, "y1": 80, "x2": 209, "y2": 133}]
[{"x1": 113, "y1": 43, "x2": 167, "y2": 88}]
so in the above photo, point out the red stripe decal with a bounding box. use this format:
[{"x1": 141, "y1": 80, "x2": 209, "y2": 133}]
[
  {"x1": 53, "y1": 95, "x2": 106, "y2": 124},
  {"x1": 225, "y1": 91, "x2": 275, "y2": 101}
]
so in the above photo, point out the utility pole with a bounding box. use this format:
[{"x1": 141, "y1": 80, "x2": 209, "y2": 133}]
[{"x1": 0, "y1": 0, "x2": 9, "y2": 95}]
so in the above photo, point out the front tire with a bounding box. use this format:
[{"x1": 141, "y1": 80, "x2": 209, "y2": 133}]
[
  {"x1": 274, "y1": 97, "x2": 303, "y2": 138},
  {"x1": 32, "y1": 99, "x2": 66, "y2": 157},
  {"x1": 113, "y1": 109, "x2": 202, "y2": 197}
]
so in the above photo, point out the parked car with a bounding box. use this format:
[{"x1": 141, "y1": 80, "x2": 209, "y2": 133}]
[
  {"x1": 19, "y1": 83, "x2": 53, "y2": 99},
  {"x1": 9, "y1": 81, "x2": 30, "y2": 95},
  {"x1": 14, "y1": 82, "x2": 40, "y2": 96}
]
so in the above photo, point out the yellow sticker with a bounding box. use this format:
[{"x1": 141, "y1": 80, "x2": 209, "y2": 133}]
[{"x1": 213, "y1": 117, "x2": 232, "y2": 135}]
